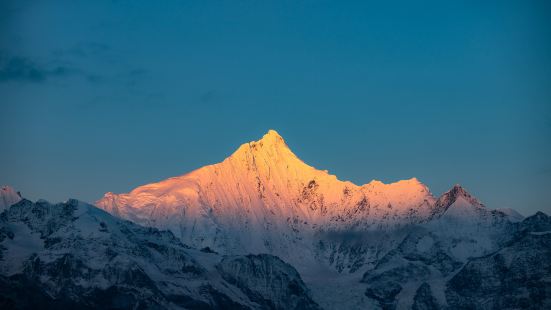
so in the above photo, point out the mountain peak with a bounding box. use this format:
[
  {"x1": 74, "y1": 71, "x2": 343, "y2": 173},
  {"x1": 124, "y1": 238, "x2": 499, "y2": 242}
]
[
  {"x1": 450, "y1": 184, "x2": 468, "y2": 196},
  {"x1": 228, "y1": 129, "x2": 294, "y2": 163},
  {"x1": 257, "y1": 129, "x2": 286, "y2": 147},
  {"x1": 1, "y1": 185, "x2": 23, "y2": 210},
  {"x1": 443, "y1": 184, "x2": 479, "y2": 202},
  {"x1": 519, "y1": 211, "x2": 551, "y2": 233},
  {"x1": 264, "y1": 129, "x2": 282, "y2": 139},
  {"x1": 431, "y1": 184, "x2": 484, "y2": 218}
]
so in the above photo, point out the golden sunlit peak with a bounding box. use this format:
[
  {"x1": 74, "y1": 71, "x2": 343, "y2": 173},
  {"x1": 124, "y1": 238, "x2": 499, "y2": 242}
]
[
  {"x1": 227, "y1": 129, "x2": 292, "y2": 161},
  {"x1": 255, "y1": 129, "x2": 286, "y2": 147},
  {"x1": 262, "y1": 129, "x2": 283, "y2": 140}
]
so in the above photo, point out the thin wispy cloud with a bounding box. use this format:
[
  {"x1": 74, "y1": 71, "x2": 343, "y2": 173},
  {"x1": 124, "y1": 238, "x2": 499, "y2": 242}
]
[
  {"x1": 0, "y1": 46, "x2": 146, "y2": 87},
  {"x1": 0, "y1": 54, "x2": 69, "y2": 83}
]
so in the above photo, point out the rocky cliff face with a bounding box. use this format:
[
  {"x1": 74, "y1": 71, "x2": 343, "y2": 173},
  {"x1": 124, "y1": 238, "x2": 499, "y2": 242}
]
[
  {"x1": 0, "y1": 198, "x2": 320, "y2": 310},
  {"x1": 217, "y1": 254, "x2": 321, "y2": 310}
]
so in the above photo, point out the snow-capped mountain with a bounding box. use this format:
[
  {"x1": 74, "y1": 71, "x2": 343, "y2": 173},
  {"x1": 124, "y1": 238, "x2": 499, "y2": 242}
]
[
  {"x1": 0, "y1": 186, "x2": 21, "y2": 211},
  {"x1": 96, "y1": 130, "x2": 519, "y2": 267},
  {"x1": 93, "y1": 130, "x2": 545, "y2": 309},
  {"x1": 0, "y1": 198, "x2": 320, "y2": 309},
  {"x1": 360, "y1": 186, "x2": 520, "y2": 309},
  {"x1": 97, "y1": 131, "x2": 428, "y2": 253},
  {"x1": 1, "y1": 129, "x2": 548, "y2": 309},
  {"x1": 1, "y1": 195, "x2": 547, "y2": 310},
  {"x1": 446, "y1": 211, "x2": 551, "y2": 309}
]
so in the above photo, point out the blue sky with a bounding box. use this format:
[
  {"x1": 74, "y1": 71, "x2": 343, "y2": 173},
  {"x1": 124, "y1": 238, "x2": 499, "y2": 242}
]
[{"x1": 1, "y1": 0, "x2": 550, "y2": 215}]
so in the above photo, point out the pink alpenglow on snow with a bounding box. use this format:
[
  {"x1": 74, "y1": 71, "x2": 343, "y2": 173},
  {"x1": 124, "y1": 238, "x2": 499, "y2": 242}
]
[{"x1": 96, "y1": 130, "x2": 512, "y2": 259}]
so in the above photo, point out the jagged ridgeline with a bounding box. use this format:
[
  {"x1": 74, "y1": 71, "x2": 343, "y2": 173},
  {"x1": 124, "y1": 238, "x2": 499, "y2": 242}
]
[
  {"x1": 0, "y1": 198, "x2": 321, "y2": 310},
  {"x1": 1, "y1": 130, "x2": 549, "y2": 309}
]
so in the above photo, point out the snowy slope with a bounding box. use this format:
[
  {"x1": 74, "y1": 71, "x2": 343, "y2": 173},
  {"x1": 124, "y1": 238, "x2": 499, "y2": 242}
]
[
  {"x1": 94, "y1": 130, "x2": 532, "y2": 309},
  {"x1": 96, "y1": 131, "x2": 519, "y2": 268},
  {"x1": 360, "y1": 186, "x2": 520, "y2": 309},
  {"x1": 0, "y1": 198, "x2": 320, "y2": 310},
  {"x1": 0, "y1": 186, "x2": 21, "y2": 211},
  {"x1": 446, "y1": 211, "x2": 551, "y2": 309},
  {"x1": 97, "y1": 131, "x2": 437, "y2": 260}
]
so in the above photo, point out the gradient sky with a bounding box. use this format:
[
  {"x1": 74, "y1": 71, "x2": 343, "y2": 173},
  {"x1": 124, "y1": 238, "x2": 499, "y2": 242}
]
[{"x1": 1, "y1": 0, "x2": 550, "y2": 215}]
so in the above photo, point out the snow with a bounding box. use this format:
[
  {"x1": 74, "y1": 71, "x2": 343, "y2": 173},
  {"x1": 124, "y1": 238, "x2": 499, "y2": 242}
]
[
  {"x1": 0, "y1": 185, "x2": 21, "y2": 210},
  {"x1": 90, "y1": 129, "x2": 528, "y2": 309},
  {"x1": 0, "y1": 222, "x2": 44, "y2": 275},
  {"x1": 416, "y1": 235, "x2": 434, "y2": 253},
  {"x1": 530, "y1": 231, "x2": 551, "y2": 235},
  {"x1": 301, "y1": 263, "x2": 376, "y2": 310},
  {"x1": 1, "y1": 198, "x2": 323, "y2": 309},
  {"x1": 496, "y1": 208, "x2": 524, "y2": 222},
  {"x1": 96, "y1": 130, "x2": 438, "y2": 260}
]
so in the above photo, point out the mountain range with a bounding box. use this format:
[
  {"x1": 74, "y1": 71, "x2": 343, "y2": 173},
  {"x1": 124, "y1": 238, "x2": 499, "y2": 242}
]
[{"x1": 1, "y1": 130, "x2": 549, "y2": 309}]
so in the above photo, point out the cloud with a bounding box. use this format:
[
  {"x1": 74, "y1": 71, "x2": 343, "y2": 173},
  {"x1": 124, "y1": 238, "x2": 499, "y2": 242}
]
[
  {"x1": 0, "y1": 54, "x2": 70, "y2": 83},
  {"x1": 0, "y1": 50, "x2": 141, "y2": 85}
]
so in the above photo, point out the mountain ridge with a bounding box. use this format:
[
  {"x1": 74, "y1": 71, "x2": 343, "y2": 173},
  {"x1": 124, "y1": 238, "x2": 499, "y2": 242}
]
[
  {"x1": 95, "y1": 130, "x2": 519, "y2": 266},
  {"x1": 2, "y1": 130, "x2": 547, "y2": 309},
  {"x1": 0, "y1": 197, "x2": 321, "y2": 309},
  {"x1": 2, "y1": 190, "x2": 546, "y2": 309}
]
